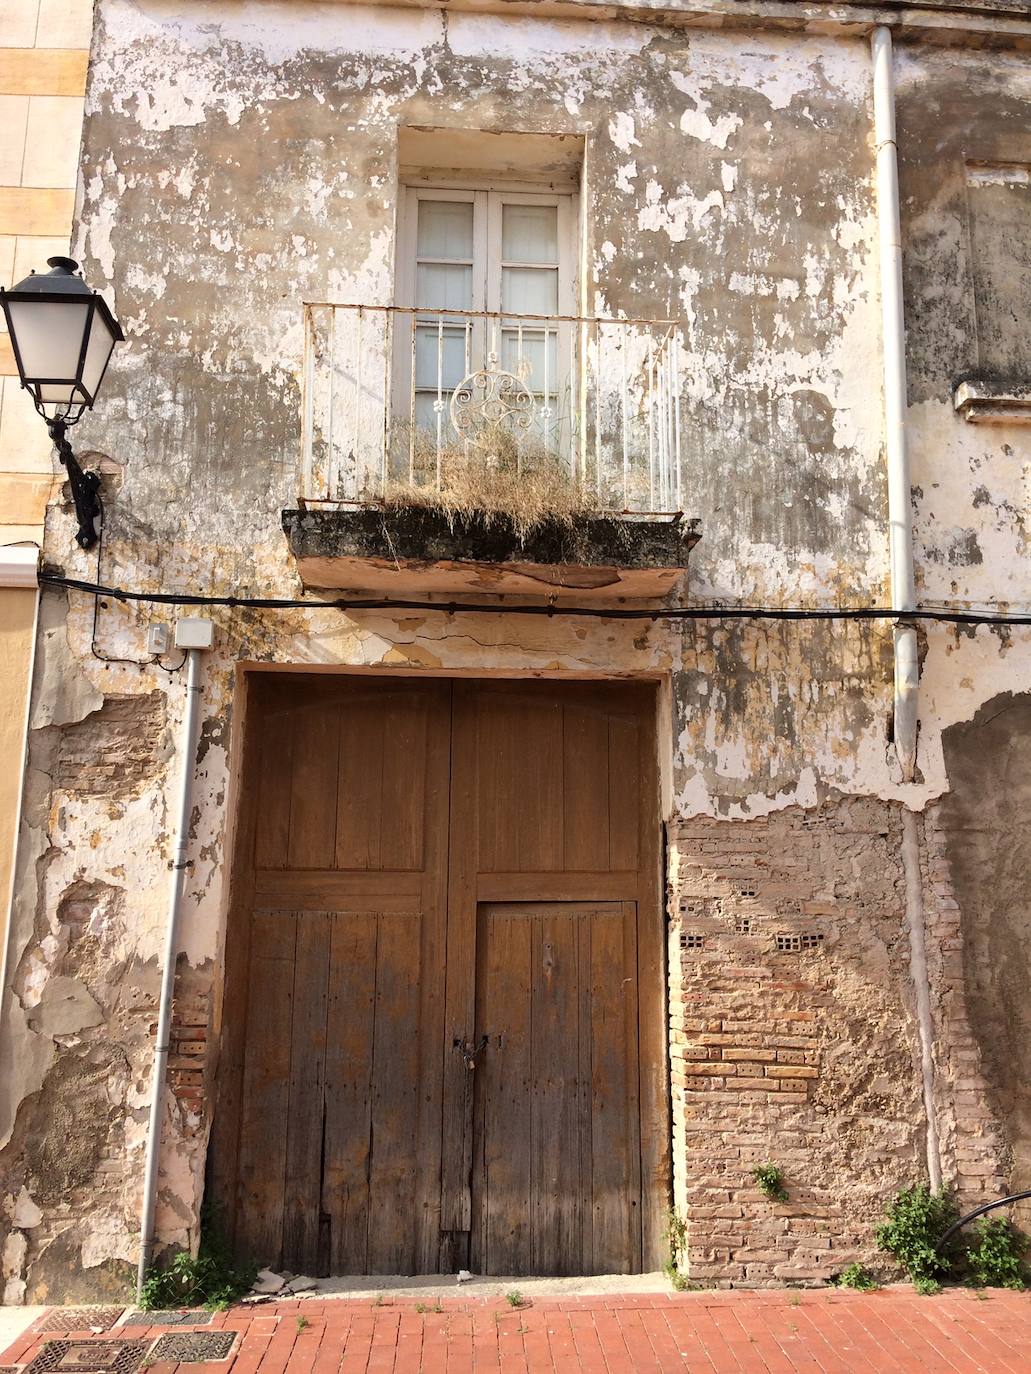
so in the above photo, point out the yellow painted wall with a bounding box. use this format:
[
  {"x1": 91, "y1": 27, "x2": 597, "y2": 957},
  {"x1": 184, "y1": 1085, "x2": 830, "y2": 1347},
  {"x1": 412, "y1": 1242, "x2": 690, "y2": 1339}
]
[
  {"x1": 0, "y1": 0, "x2": 93, "y2": 542},
  {"x1": 0, "y1": 586, "x2": 35, "y2": 961},
  {"x1": 0, "y1": 0, "x2": 92, "y2": 948}
]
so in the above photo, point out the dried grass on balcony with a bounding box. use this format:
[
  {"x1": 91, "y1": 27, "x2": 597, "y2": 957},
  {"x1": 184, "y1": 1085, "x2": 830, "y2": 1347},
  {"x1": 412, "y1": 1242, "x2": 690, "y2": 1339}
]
[{"x1": 382, "y1": 428, "x2": 592, "y2": 541}]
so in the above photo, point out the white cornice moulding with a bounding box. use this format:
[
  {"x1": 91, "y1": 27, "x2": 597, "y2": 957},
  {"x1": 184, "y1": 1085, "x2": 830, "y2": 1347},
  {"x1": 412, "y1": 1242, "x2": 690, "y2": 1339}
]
[
  {"x1": 954, "y1": 381, "x2": 1031, "y2": 424},
  {"x1": 0, "y1": 545, "x2": 40, "y2": 588},
  {"x1": 330, "y1": 0, "x2": 1031, "y2": 48}
]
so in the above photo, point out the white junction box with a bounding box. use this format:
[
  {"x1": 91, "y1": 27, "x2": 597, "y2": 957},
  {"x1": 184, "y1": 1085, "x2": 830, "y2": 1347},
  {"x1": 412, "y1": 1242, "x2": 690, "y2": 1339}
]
[
  {"x1": 146, "y1": 623, "x2": 171, "y2": 656},
  {"x1": 174, "y1": 616, "x2": 215, "y2": 650}
]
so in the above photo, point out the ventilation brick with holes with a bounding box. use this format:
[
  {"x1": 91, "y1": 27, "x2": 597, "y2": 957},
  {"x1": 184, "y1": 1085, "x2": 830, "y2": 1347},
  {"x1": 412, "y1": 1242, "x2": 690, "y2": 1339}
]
[
  {"x1": 775, "y1": 931, "x2": 824, "y2": 953},
  {"x1": 679, "y1": 932, "x2": 705, "y2": 951}
]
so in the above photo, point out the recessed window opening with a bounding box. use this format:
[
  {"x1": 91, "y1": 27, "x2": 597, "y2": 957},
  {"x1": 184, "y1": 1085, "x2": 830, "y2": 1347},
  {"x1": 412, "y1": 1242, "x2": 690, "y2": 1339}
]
[{"x1": 396, "y1": 185, "x2": 578, "y2": 461}]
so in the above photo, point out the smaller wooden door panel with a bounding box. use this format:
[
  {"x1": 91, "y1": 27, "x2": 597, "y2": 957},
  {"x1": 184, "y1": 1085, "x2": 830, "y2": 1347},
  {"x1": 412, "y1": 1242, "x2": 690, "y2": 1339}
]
[{"x1": 471, "y1": 901, "x2": 642, "y2": 1277}]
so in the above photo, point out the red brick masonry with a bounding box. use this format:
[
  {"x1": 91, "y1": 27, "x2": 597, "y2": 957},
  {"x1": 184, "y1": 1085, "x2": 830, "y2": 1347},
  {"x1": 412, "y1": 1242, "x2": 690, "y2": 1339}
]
[{"x1": 3, "y1": 1291, "x2": 1031, "y2": 1374}]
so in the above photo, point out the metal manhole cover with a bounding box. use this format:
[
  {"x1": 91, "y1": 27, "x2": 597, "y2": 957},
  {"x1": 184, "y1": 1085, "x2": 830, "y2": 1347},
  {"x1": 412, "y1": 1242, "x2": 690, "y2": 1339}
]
[
  {"x1": 119, "y1": 1314, "x2": 214, "y2": 1328},
  {"x1": 150, "y1": 1334, "x2": 236, "y2": 1363},
  {"x1": 25, "y1": 1341, "x2": 150, "y2": 1374},
  {"x1": 37, "y1": 1314, "x2": 125, "y2": 1335}
]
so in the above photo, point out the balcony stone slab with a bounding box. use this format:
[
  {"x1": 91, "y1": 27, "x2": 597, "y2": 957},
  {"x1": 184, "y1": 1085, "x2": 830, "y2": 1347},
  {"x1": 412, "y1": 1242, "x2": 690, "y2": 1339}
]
[{"x1": 282, "y1": 506, "x2": 700, "y2": 600}]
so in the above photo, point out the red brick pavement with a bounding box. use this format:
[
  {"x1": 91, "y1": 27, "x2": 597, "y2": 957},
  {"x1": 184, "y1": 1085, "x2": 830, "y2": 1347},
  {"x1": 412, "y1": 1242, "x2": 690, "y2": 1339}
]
[{"x1": 3, "y1": 1289, "x2": 1031, "y2": 1373}]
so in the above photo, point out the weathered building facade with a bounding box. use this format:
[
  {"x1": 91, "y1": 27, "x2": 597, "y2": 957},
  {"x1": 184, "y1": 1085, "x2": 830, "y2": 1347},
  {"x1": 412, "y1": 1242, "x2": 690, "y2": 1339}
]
[{"x1": 2, "y1": 0, "x2": 1031, "y2": 1299}]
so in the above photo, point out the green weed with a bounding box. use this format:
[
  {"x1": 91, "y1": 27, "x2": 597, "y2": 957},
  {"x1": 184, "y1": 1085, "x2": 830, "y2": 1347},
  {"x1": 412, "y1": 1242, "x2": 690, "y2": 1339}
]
[
  {"x1": 875, "y1": 1184, "x2": 957, "y2": 1291},
  {"x1": 965, "y1": 1217, "x2": 1029, "y2": 1291},
  {"x1": 752, "y1": 1164, "x2": 789, "y2": 1203}
]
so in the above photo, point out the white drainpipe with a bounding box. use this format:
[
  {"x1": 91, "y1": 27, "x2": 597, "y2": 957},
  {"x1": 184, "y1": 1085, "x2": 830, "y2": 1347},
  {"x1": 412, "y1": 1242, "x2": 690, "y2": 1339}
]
[
  {"x1": 871, "y1": 26, "x2": 942, "y2": 1191},
  {"x1": 871, "y1": 25, "x2": 919, "y2": 784},
  {"x1": 136, "y1": 642, "x2": 206, "y2": 1297}
]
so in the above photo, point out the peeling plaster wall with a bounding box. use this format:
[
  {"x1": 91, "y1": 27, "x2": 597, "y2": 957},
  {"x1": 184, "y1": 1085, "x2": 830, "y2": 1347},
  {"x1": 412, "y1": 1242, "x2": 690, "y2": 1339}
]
[{"x1": 2, "y1": 0, "x2": 1031, "y2": 1293}]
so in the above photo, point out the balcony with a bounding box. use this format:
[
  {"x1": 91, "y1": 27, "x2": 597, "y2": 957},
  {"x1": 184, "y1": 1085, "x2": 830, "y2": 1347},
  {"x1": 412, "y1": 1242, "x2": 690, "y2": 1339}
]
[{"x1": 283, "y1": 303, "x2": 700, "y2": 600}]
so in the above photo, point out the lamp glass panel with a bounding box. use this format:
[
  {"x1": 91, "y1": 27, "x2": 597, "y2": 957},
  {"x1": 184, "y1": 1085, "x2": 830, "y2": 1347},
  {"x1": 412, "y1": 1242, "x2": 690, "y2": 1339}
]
[
  {"x1": 5, "y1": 299, "x2": 90, "y2": 382},
  {"x1": 80, "y1": 308, "x2": 117, "y2": 399},
  {"x1": 38, "y1": 382, "x2": 80, "y2": 403}
]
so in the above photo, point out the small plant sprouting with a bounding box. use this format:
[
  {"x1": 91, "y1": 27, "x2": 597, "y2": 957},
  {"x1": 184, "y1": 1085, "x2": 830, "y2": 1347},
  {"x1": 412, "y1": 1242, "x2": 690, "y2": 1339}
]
[
  {"x1": 663, "y1": 1209, "x2": 690, "y2": 1291},
  {"x1": 965, "y1": 1217, "x2": 1029, "y2": 1291},
  {"x1": 138, "y1": 1206, "x2": 256, "y2": 1311},
  {"x1": 296, "y1": 1316, "x2": 309, "y2": 1333},
  {"x1": 752, "y1": 1163, "x2": 789, "y2": 1203},
  {"x1": 876, "y1": 1184, "x2": 957, "y2": 1293},
  {"x1": 831, "y1": 1263, "x2": 879, "y2": 1292},
  {"x1": 506, "y1": 1290, "x2": 526, "y2": 1308}
]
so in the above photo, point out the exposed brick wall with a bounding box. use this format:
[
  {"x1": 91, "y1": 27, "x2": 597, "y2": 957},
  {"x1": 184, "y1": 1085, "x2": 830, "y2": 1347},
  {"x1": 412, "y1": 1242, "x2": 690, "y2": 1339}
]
[
  {"x1": 667, "y1": 800, "x2": 929, "y2": 1286},
  {"x1": 56, "y1": 692, "x2": 167, "y2": 797},
  {"x1": 920, "y1": 805, "x2": 1010, "y2": 1207}
]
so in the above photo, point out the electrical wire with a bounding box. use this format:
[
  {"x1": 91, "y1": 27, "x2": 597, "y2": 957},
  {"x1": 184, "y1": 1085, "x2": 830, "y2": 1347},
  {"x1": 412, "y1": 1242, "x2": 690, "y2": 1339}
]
[
  {"x1": 87, "y1": 501, "x2": 186, "y2": 672},
  {"x1": 38, "y1": 570, "x2": 1031, "y2": 627}
]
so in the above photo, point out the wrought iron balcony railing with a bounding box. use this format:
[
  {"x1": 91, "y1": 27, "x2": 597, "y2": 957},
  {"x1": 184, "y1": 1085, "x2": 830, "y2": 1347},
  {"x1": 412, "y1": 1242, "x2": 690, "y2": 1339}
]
[{"x1": 301, "y1": 303, "x2": 684, "y2": 517}]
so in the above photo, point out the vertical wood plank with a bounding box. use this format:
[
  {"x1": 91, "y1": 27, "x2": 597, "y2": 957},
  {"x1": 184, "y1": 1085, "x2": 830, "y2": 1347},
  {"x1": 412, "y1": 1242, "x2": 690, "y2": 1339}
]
[
  {"x1": 234, "y1": 912, "x2": 296, "y2": 1270},
  {"x1": 440, "y1": 683, "x2": 479, "y2": 1255},
  {"x1": 380, "y1": 692, "x2": 428, "y2": 870},
  {"x1": 209, "y1": 677, "x2": 263, "y2": 1252},
  {"x1": 607, "y1": 711, "x2": 640, "y2": 873},
  {"x1": 366, "y1": 913, "x2": 423, "y2": 1273},
  {"x1": 322, "y1": 912, "x2": 377, "y2": 1274},
  {"x1": 413, "y1": 683, "x2": 452, "y2": 1271},
  {"x1": 254, "y1": 695, "x2": 294, "y2": 869},
  {"x1": 476, "y1": 691, "x2": 563, "y2": 873},
  {"x1": 576, "y1": 914, "x2": 594, "y2": 1272},
  {"x1": 475, "y1": 909, "x2": 533, "y2": 1275},
  {"x1": 562, "y1": 700, "x2": 610, "y2": 871},
  {"x1": 289, "y1": 700, "x2": 340, "y2": 868},
  {"x1": 335, "y1": 696, "x2": 384, "y2": 870},
  {"x1": 531, "y1": 910, "x2": 582, "y2": 1275},
  {"x1": 282, "y1": 911, "x2": 331, "y2": 1273},
  {"x1": 631, "y1": 689, "x2": 670, "y2": 1271},
  {"x1": 589, "y1": 904, "x2": 641, "y2": 1272}
]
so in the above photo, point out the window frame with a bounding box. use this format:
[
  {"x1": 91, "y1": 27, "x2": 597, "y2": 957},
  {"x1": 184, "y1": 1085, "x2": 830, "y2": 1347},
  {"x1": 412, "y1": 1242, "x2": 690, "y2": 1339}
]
[{"x1": 394, "y1": 183, "x2": 580, "y2": 467}]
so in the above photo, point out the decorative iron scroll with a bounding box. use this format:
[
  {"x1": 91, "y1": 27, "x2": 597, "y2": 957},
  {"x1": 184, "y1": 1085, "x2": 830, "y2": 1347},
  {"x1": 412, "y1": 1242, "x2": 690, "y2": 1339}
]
[{"x1": 449, "y1": 352, "x2": 535, "y2": 451}]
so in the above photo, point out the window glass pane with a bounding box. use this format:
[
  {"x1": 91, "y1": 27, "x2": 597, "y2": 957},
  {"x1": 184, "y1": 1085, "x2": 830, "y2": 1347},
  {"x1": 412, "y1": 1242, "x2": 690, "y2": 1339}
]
[
  {"x1": 414, "y1": 391, "x2": 445, "y2": 432},
  {"x1": 502, "y1": 266, "x2": 558, "y2": 315},
  {"x1": 417, "y1": 199, "x2": 474, "y2": 259},
  {"x1": 415, "y1": 325, "x2": 469, "y2": 390},
  {"x1": 417, "y1": 263, "x2": 473, "y2": 310},
  {"x1": 502, "y1": 204, "x2": 558, "y2": 264},
  {"x1": 500, "y1": 329, "x2": 558, "y2": 396}
]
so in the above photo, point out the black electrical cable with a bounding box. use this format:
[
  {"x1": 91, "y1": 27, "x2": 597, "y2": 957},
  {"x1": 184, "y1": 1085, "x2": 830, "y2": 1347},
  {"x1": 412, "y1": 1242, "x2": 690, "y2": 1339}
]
[
  {"x1": 87, "y1": 504, "x2": 187, "y2": 672},
  {"x1": 37, "y1": 570, "x2": 1031, "y2": 627}
]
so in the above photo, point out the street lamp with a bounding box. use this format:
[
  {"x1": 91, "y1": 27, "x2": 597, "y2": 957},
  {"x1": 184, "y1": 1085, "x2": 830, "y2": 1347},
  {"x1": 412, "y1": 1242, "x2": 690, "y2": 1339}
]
[{"x1": 0, "y1": 256, "x2": 124, "y2": 550}]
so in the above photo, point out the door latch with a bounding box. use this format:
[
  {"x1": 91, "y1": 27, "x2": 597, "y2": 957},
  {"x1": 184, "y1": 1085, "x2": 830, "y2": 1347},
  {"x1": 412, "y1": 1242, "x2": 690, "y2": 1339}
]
[{"x1": 453, "y1": 1034, "x2": 488, "y2": 1070}]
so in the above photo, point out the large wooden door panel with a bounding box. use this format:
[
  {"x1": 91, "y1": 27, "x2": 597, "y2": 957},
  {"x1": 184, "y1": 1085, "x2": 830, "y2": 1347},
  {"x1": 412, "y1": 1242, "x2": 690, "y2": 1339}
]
[
  {"x1": 216, "y1": 676, "x2": 450, "y2": 1275},
  {"x1": 215, "y1": 674, "x2": 666, "y2": 1278}
]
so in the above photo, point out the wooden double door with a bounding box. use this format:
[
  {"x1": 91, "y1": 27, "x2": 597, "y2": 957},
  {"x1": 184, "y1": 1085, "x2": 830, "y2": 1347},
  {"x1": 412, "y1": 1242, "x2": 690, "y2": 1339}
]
[{"x1": 212, "y1": 675, "x2": 667, "y2": 1277}]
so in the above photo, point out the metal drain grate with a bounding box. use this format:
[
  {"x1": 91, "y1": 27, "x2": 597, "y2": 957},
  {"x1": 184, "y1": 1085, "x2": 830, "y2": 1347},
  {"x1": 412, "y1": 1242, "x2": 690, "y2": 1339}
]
[
  {"x1": 25, "y1": 1341, "x2": 150, "y2": 1374},
  {"x1": 0, "y1": 1365, "x2": 21, "y2": 1373},
  {"x1": 37, "y1": 1312, "x2": 126, "y2": 1334},
  {"x1": 150, "y1": 1333, "x2": 236, "y2": 1363},
  {"x1": 120, "y1": 1313, "x2": 214, "y2": 1328}
]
